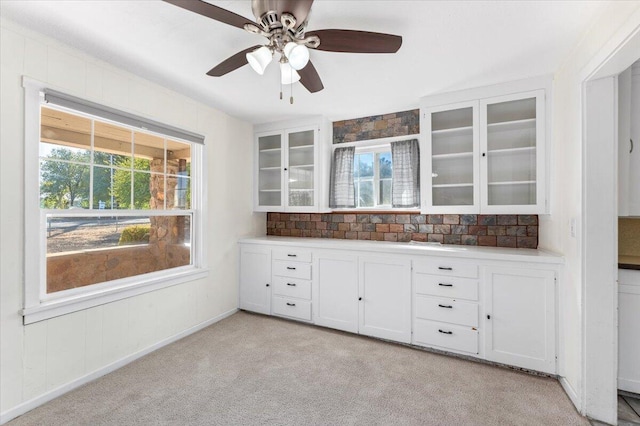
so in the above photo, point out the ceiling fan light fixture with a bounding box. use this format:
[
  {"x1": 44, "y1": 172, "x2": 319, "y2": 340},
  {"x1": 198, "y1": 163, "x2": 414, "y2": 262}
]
[
  {"x1": 283, "y1": 42, "x2": 309, "y2": 70},
  {"x1": 246, "y1": 46, "x2": 272, "y2": 75},
  {"x1": 280, "y1": 62, "x2": 301, "y2": 85}
]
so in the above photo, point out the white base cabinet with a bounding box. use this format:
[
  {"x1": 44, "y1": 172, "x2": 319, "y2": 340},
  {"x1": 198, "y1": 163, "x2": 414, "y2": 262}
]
[
  {"x1": 483, "y1": 267, "x2": 556, "y2": 374},
  {"x1": 239, "y1": 245, "x2": 272, "y2": 315},
  {"x1": 359, "y1": 256, "x2": 411, "y2": 343},
  {"x1": 618, "y1": 269, "x2": 640, "y2": 393},
  {"x1": 239, "y1": 238, "x2": 561, "y2": 375},
  {"x1": 314, "y1": 251, "x2": 359, "y2": 333}
]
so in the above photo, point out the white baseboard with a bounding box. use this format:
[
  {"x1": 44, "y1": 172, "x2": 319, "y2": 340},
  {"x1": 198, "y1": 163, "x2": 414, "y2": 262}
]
[
  {"x1": 619, "y1": 378, "x2": 640, "y2": 394},
  {"x1": 0, "y1": 308, "x2": 237, "y2": 425},
  {"x1": 560, "y1": 376, "x2": 583, "y2": 414}
]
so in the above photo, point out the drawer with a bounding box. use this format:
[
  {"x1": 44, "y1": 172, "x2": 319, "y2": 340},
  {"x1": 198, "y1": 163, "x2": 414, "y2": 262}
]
[
  {"x1": 415, "y1": 295, "x2": 479, "y2": 327},
  {"x1": 413, "y1": 260, "x2": 478, "y2": 279},
  {"x1": 413, "y1": 319, "x2": 478, "y2": 354},
  {"x1": 273, "y1": 248, "x2": 312, "y2": 263},
  {"x1": 273, "y1": 276, "x2": 312, "y2": 300},
  {"x1": 273, "y1": 261, "x2": 312, "y2": 280},
  {"x1": 272, "y1": 296, "x2": 312, "y2": 321},
  {"x1": 414, "y1": 273, "x2": 479, "y2": 301}
]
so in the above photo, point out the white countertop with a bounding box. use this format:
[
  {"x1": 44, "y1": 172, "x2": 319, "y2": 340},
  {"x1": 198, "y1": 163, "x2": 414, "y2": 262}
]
[{"x1": 239, "y1": 236, "x2": 564, "y2": 264}]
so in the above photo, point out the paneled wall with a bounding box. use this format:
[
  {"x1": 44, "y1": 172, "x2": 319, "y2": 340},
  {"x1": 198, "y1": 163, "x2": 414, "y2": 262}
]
[{"x1": 0, "y1": 17, "x2": 263, "y2": 420}]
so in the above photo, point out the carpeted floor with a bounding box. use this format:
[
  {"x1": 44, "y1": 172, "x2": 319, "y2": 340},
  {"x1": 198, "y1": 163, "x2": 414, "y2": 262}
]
[{"x1": 10, "y1": 311, "x2": 588, "y2": 425}]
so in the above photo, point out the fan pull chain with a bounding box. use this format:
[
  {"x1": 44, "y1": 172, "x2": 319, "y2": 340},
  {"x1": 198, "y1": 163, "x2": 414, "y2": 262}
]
[
  {"x1": 280, "y1": 77, "x2": 283, "y2": 100},
  {"x1": 290, "y1": 66, "x2": 294, "y2": 104}
]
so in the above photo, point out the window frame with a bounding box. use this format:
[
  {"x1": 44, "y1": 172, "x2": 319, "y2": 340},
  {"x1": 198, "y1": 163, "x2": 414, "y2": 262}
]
[
  {"x1": 22, "y1": 77, "x2": 208, "y2": 324},
  {"x1": 354, "y1": 146, "x2": 393, "y2": 209},
  {"x1": 331, "y1": 134, "x2": 421, "y2": 212}
]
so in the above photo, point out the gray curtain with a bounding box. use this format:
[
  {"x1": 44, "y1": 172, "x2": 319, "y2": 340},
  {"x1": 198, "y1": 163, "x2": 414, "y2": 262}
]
[
  {"x1": 391, "y1": 139, "x2": 420, "y2": 208},
  {"x1": 329, "y1": 146, "x2": 356, "y2": 208}
]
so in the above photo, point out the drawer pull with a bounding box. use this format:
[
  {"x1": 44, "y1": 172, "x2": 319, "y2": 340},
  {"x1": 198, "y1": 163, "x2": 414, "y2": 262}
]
[
  {"x1": 438, "y1": 283, "x2": 453, "y2": 287},
  {"x1": 438, "y1": 267, "x2": 453, "y2": 271},
  {"x1": 287, "y1": 254, "x2": 297, "y2": 257},
  {"x1": 286, "y1": 282, "x2": 297, "y2": 286},
  {"x1": 286, "y1": 302, "x2": 296, "y2": 307},
  {"x1": 438, "y1": 329, "x2": 453, "y2": 335},
  {"x1": 286, "y1": 267, "x2": 296, "y2": 270},
  {"x1": 438, "y1": 304, "x2": 453, "y2": 309}
]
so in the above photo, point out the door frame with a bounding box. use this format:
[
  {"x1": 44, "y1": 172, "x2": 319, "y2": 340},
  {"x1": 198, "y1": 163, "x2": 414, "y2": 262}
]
[{"x1": 581, "y1": 17, "x2": 640, "y2": 425}]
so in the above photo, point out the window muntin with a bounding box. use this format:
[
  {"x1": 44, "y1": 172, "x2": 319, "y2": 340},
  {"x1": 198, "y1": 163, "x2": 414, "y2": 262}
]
[
  {"x1": 39, "y1": 105, "x2": 196, "y2": 296},
  {"x1": 354, "y1": 149, "x2": 393, "y2": 208}
]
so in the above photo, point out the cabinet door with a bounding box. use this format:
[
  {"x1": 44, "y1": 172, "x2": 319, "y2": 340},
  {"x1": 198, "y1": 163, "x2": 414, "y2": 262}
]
[
  {"x1": 313, "y1": 252, "x2": 359, "y2": 333},
  {"x1": 628, "y1": 63, "x2": 640, "y2": 215},
  {"x1": 423, "y1": 101, "x2": 480, "y2": 213},
  {"x1": 255, "y1": 131, "x2": 284, "y2": 211},
  {"x1": 358, "y1": 256, "x2": 411, "y2": 343},
  {"x1": 484, "y1": 266, "x2": 556, "y2": 374},
  {"x1": 618, "y1": 67, "x2": 632, "y2": 216},
  {"x1": 480, "y1": 90, "x2": 545, "y2": 213},
  {"x1": 618, "y1": 270, "x2": 640, "y2": 393},
  {"x1": 239, "y1": 245, "x2": 272, "y2": 315},
  {"x1": 285, "y1": 126, "x2": 318, "y2": 212}
]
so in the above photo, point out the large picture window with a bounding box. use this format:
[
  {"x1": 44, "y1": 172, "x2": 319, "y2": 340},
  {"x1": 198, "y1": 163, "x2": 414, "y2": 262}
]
[
  {"x1": 354, "y1": 150, "x2": 393, "y2": 208},
  {"x1": 23, "y1": 81, "x2": 205, "y2": 323}
]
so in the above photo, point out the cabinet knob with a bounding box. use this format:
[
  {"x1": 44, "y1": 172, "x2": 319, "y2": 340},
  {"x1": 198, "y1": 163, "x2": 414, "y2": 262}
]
[
  {"x1": 482, "y1": 152, "x2": 486, "y2": 157},
  {"x1": 284, "y1": 167, "x2": 288, "y2": 171},
  {"x1": 286, "y1": 302, "x2": 296, "y2": 307},
  {"x1": 286, "y1": 267, "x2": 296, "y2": 270},
  {"x1": 266, "y1": 283, "x2": 270, "y2": 287},
  {"x1": 358, "y1": 297, "x2": 362, "y2": 301},
  {"x1": 487, "y1": 314, "x2": 491, "y2": 320},
  {"x1": 438, "y1": 329, "x2": 453, "y2": 335},
  {"x1": 287, "y1": 282, "x2": 296, "y2": 286}
]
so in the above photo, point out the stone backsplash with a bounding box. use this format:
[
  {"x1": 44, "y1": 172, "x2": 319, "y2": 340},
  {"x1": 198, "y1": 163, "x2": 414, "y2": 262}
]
[
  {"x1": 266, "y1": 213, "x2": 538, "y2": 249},
  {"x1": 332, "y1": 109, "x2": 419, "y2": 144}
]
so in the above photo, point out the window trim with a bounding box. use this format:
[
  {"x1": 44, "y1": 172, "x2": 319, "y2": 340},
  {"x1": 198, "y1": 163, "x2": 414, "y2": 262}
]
[
  {"x1": 331, "y1": 134, "x2": 421, "y2": 212},
  {"x1": 22, "y1": 77, "x2": 208, "y2": 325}
]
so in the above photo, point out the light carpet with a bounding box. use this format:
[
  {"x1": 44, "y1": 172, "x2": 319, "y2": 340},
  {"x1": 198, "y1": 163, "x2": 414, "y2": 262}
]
[{"x1": 9, "y1": 311, "x2": 588, "y2": 425}]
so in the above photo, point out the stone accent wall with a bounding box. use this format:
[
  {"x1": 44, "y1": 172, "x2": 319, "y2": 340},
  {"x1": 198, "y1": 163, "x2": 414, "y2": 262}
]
[
  {"x1": 266, "y1": 213, "x2": 538, "y2": 249},
  {"x1": 332, "y1": 109, "x2": 419, "y2": 143},
  {"x1": 47, "y1": 244, "x2": 190, "y2": 293}
]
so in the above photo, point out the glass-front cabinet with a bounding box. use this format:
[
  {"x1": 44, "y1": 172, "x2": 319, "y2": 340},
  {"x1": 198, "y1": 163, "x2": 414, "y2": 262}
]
[
  {"x1": 255, "y1": 124, "x2": 321, "y2": 212},
  {"x1": 422, "y1": 87, "x2": 546, "y2": 214}
]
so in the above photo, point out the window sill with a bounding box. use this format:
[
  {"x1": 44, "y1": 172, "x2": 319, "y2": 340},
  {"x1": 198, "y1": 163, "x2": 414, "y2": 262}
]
[
  {"x1": 21, "y1": 267, "x2": 209, "y2": 325},
  {"x1": 330, "y1": 208, "x2": 421, "y2": 214}
]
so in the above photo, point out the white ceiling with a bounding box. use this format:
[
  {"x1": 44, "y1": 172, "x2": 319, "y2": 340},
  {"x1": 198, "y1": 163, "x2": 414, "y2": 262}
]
[{"x1": 1, "y1": 0, "x2": 608, "y2": 125}]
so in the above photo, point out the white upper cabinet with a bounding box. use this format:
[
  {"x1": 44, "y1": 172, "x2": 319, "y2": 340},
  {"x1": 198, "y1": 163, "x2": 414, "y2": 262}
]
[
  {"x1": 421, "y1": 77, "x2": 550, "y2": 214},
  {"x1": 619, "y1": 61, "x2": 640, "y2": 216},
  {"x1": 254, "y1": 118, "x2": 330, "y2": 212},
  {"x1": 423, "y1": 101, "x2": 480, "y2": 213},
  {"x1": 480, "y1": 90, "x2": 545, "y2": 213}
]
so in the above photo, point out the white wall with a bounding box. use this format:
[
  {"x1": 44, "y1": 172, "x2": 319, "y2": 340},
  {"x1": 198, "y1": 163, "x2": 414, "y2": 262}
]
[
  {"x1": 0, "y1": 17, "x2": 265, "y2": 421},
  {"x1": 537, "y1": 1, "x2": 640, "y2": 418}
]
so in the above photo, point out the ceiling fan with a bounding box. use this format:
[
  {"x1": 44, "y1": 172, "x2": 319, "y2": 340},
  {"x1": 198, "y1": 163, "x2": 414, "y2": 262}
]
[{"x1": 163, "y1": 0, "x2": 402, "y2": 99}]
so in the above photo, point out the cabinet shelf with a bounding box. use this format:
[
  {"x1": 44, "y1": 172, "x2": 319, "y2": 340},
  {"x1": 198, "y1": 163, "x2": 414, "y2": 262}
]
[
  {"x1": 259, "y1": 189, "x2": 281, "y2": 193},
  {"x1": 259, "y1": 166, "x2": 281, "y2": 171},
  {"x1": 487, "y1": 146, "x2": 536, "y2": 156},
  {"x1": 289, "y1": 164, "x2": 314, "y2": 169},
  {"x1": 432, "y1": 126, "x2": 473, "y2": 136},
  {"x1": 289, "y1": 188, "x2": 314, "y2": 192},
  {"x1": 259, "y1": 148, "x2": 281, "y2": 153},
  {"x1": 432, "y1": 151, "x2": 474, "y2": 160},
  {"x1": 487, "y1": 118, "x2": 536, "y2": 130},
  {"x1": 289, "y1": 144, "x2": 314, "y2": 150},
  {"x1": 432, "y1": 183, "x2": 474, "y2": 188},
  {"x1": 487, "y1": 180, "x2": 535, "y2": 186}
]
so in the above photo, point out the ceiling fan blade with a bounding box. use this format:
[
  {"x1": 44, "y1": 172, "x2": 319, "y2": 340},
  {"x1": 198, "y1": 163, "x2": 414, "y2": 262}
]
[
  {"x1": 206, "y1": 45, "x2": 263, "y2": 77},
  {"x1": 163, "y1": 0, "x2": 255, "y2": 30},
  {"x1": 298, "y1": 61, "x2": 324, "y2": 93},
  {"x1": 306, "y1": 29, "x2": 402, "y2": 53}
]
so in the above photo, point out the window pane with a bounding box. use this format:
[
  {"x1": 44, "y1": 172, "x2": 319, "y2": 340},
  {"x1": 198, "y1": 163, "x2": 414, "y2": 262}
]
[
  {"x1": 46, "y1": 214, "x2": 191, "y2": 293},
  {"x1": 134, "y1": 132, "x2": 163, "y2": 171},
  {"x1": 379, "y1": 152, "x2": 392, "y2": 178},
  {"x1": 380, "y1": 179, "x2": 392, "y2": 205},
  {"x1": 133, "y1": 171, "x2": 158, "y2": 209},
  {"x1": 40, "y1": 160, "x2": 90, "y2": 209},
  {"x1": 166, "y1": 174, "x2": 190, "y2": 209},
  {"x1": 40, "y1": 107, "x2": 91, "y2": 157},
  {"x1": 167, "y1": 140, "x2": 191, "y2": 178},
  {"x1": 357, "y1": 180, "x2": 374, "y2": 207},
  {"x1": 355, "y1": 153, "x2": 374, "y2": 178},
  {"x1": 94, "y1": 121, "x2": 132, "y2": 166}
]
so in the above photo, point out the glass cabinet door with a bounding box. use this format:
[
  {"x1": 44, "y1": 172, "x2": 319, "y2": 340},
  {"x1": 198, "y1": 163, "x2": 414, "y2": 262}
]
[
  {"x1": 286, "y1": 128, "x2": 315, "y2": 208},
  {"x1": 481, "y1": 90, "x2": 544, "y2": 212},
  {"x1": 425, "y1": 102, "x2": 479, "y2": 213},
  {"x1": 257, "y1": 132, "x2": 283, "y2": 208}
]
